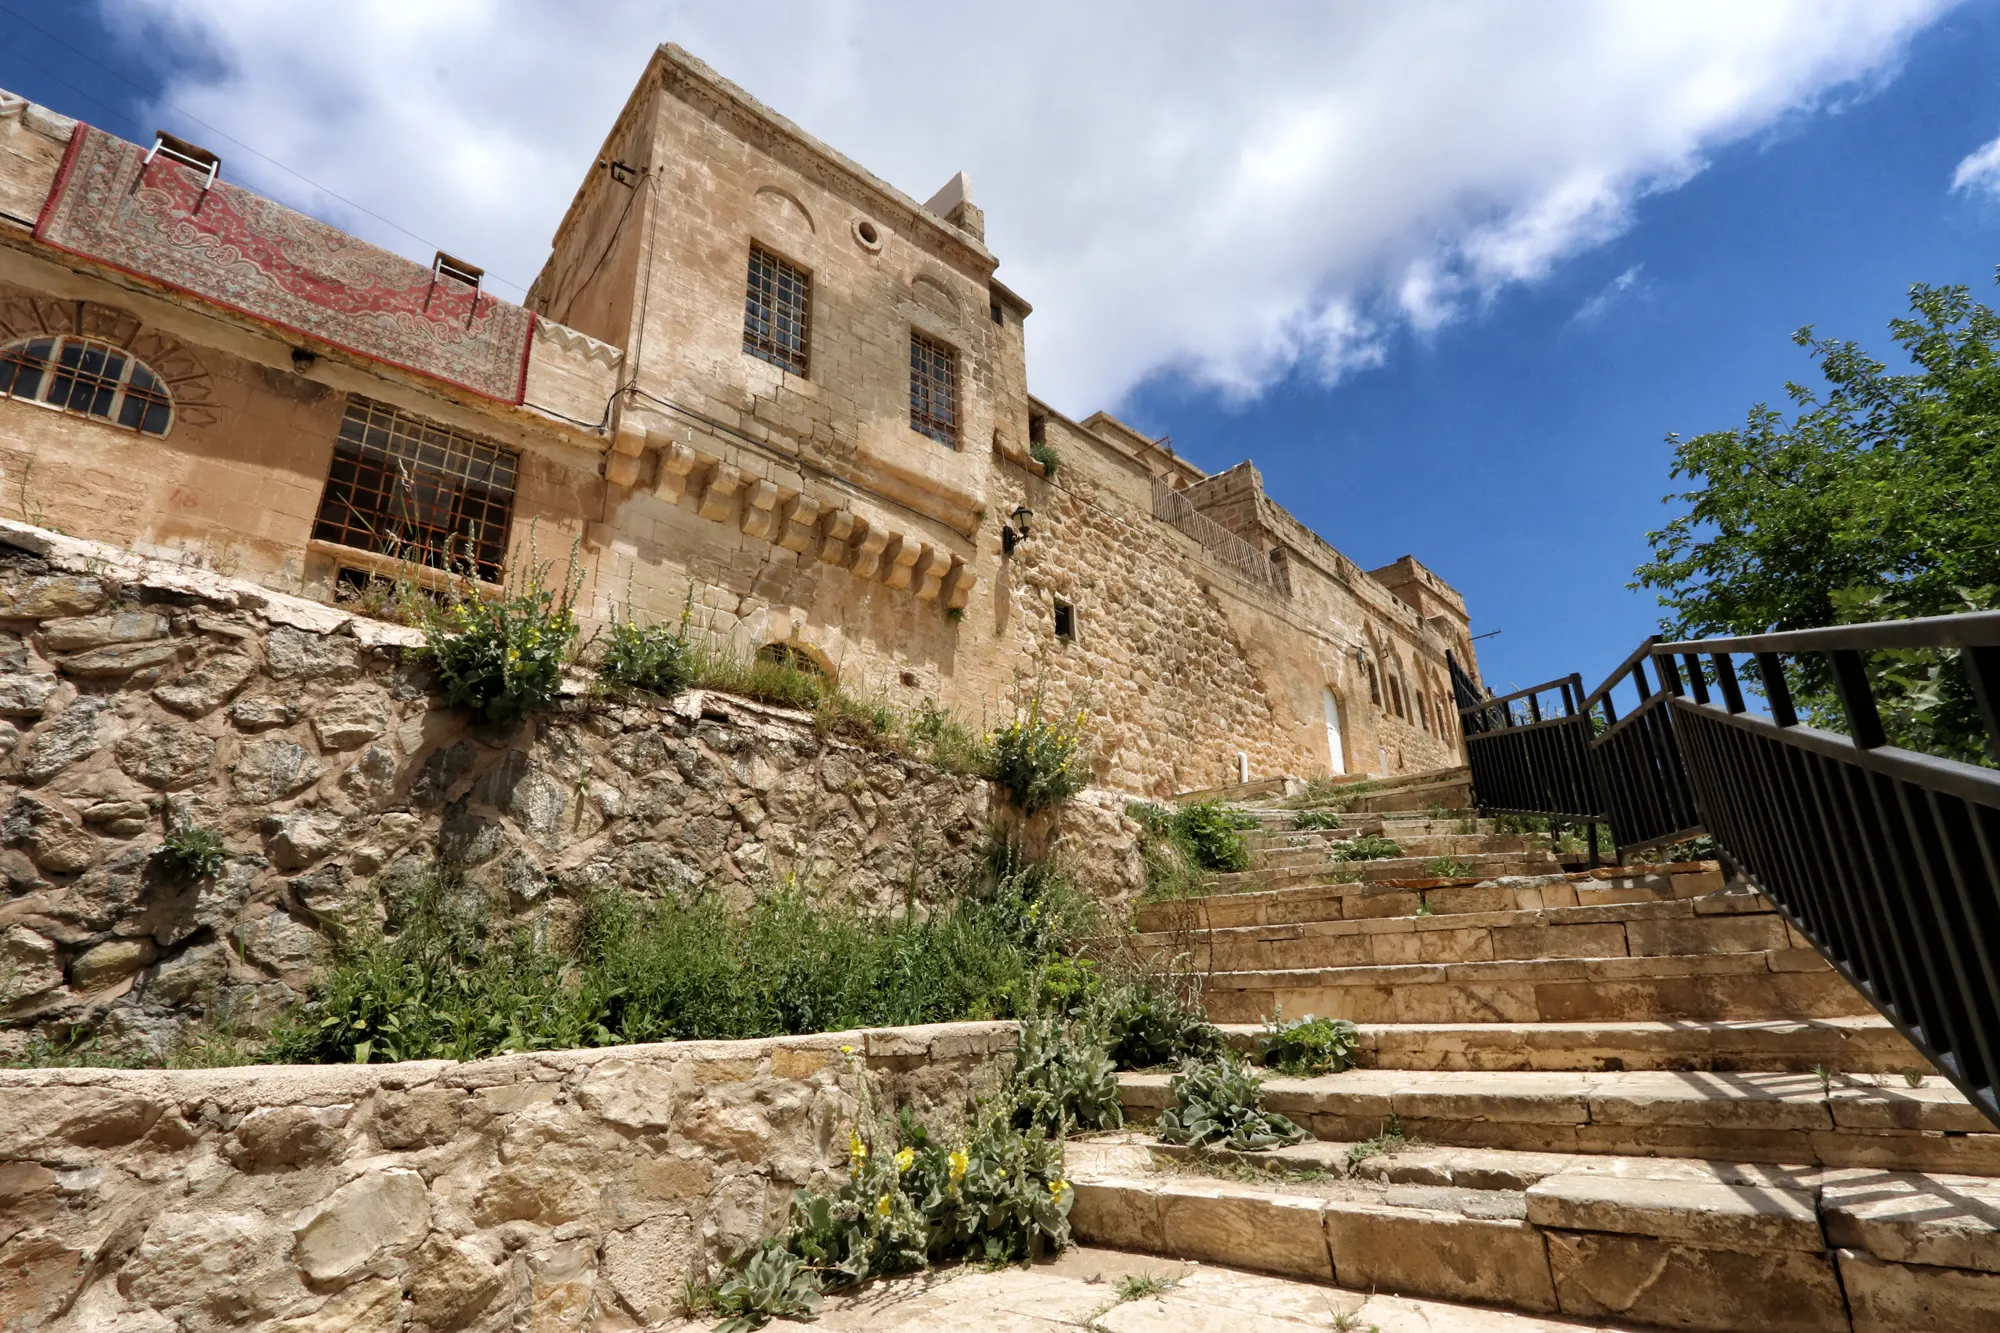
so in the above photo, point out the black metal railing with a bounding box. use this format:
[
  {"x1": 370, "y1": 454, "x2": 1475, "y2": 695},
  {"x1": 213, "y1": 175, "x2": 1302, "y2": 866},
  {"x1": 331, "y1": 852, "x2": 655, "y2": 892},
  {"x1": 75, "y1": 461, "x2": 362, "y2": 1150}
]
[
  {"x1": 1652, "y1": 613, "x2": 2000, "y2": 1127},
  {"x1": 1458, "y1": 614, "x2": 2000, "y2": 1126},
  {"x1": 1583, "y1": 638, "x2": 1703, "y2": 854},
  {"x1": 1456, "y1": 670, "x2": 1604, "y2": 824}
]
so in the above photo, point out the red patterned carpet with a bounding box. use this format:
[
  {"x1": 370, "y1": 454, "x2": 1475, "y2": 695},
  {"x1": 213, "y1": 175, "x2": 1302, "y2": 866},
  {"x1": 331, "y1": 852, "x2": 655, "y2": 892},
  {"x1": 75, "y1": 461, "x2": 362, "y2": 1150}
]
[{"x1": 35, "y1": 125, "x2": 535, "y2": 404}]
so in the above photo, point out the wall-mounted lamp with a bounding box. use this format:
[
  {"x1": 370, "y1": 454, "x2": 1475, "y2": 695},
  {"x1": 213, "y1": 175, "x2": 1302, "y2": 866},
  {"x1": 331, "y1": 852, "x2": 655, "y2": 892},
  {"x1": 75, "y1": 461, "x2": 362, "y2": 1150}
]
[{"x1": 1001, "y1": 505, "x2": 1035, "y2": 555}]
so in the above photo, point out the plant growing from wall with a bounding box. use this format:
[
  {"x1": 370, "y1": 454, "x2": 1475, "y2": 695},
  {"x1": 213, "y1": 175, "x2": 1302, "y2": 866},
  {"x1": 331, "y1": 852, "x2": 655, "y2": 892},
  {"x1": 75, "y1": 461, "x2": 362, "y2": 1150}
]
[
  {"x1": 1156, "y1": 1050, "x2": 1308, "y2": 1151},
  {"x1": 1423, "y1": 856, "x2": 1475, "y2": 878},
  {"x1": 153, "y1": 812, "x2": 227, "y2": 882},
  {"x1": 1257, "y1": 1010, "x2": 1360, "y2": 1077},
  {"x1": 1294, "y1": 808, "x2": 1342, "y2": 831},
  {"x1": 1029, "y1": 438, "x2": 1061, "y2": 478},
  {"x1": 989, "y1": 696, "x2": 1090, "y2": 813},
  {"x1": 419, "y1": 541, "x2": 581, "y2": 727}
]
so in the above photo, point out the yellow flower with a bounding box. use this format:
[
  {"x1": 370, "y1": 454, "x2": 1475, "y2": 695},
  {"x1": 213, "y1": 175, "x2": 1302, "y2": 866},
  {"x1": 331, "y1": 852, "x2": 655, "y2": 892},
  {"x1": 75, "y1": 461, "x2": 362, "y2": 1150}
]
[
  {"x1": 876, "y1": 1194, "x2": 893, "y2": 1218},
  {"x1": 948, "y1": 1148, "x2": 969, "y2": 1182},
  {"x1": 895, "y1": 1148, "x2": 915, "y2": 1173},
  {"x1": 839, "y1": 1044, "x2": 856, "y2": 1054},
  {"x1": 848, "y1": 1131, "x2": 868, "y2": 1164},
  {"x1": 1049, "y1": 1179, "x2": 1070, "y2": 1199}
]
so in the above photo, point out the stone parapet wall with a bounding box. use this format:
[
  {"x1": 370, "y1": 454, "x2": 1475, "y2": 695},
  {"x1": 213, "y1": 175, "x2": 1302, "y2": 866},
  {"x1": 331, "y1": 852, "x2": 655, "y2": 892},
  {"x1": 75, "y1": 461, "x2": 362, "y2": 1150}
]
[
  {"x1": 0, "y1": 1019, "x2": 1019, "y2": 1331},
  {"x1": 0, "y1": 520, "x2": 1140, "y2": 1057}
]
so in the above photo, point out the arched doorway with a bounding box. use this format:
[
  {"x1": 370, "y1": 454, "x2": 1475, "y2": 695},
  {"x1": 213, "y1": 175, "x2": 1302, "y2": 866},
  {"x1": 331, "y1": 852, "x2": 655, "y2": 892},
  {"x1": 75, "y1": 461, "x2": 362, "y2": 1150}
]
[{"x1": 1322, "y1": 687, "x2": 1345, "y2": 775}]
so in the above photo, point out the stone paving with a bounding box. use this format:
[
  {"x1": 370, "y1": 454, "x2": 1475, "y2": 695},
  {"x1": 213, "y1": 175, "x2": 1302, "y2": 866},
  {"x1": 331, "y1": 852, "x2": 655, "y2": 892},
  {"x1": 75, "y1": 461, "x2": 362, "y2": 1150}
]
[{"x1": 662, "y1": 1245, "x2": 1657, "y2": 1331}]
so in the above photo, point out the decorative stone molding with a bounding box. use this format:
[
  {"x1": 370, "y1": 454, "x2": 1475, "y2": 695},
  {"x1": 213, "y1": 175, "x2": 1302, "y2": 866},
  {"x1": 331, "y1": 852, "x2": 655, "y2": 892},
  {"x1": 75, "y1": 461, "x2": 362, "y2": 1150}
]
[
  {"x1": 945, "y1": 562, "x2": 977, "y2": 611},
  {"x1": 532, "y1": 317, "x2": 624, "y2": 368}
]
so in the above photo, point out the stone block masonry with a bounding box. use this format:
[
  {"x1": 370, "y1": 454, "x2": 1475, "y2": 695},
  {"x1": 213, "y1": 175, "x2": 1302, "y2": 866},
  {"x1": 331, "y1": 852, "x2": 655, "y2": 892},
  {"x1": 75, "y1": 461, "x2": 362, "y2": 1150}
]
[
  {"x1": 0, "y1": 518, "x2": 1141, "y2": 1058},
  {"x1": 0, "y1": 1019, "x2": 1019, "y2": 1331}
]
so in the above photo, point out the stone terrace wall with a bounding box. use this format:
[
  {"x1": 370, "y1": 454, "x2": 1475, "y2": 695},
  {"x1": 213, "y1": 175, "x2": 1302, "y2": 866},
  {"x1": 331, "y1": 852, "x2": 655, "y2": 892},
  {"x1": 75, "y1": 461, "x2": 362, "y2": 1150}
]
[
  {"x1": 0, "y1": 521, "x2": 1141, "y2": 1059},
  {"x1": 0, "y1": 1020, "x2": 1018, "y2": 1331}
]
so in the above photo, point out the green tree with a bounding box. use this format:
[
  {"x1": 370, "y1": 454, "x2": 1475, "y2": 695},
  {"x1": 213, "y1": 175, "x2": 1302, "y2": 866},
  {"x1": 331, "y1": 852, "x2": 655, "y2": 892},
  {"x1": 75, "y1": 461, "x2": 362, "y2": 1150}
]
[{"x1": 1634, "y1": 273, "x2": 2000, "y2": 764}]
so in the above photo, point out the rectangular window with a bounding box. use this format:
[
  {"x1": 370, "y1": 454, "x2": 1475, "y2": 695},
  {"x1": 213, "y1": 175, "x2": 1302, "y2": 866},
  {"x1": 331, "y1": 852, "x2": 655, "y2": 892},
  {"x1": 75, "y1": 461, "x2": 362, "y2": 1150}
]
[
  {"x1": 743, "y1": 245, "x2": 811, "y2": 375},
  {"x1": 1389, "y1": 677, "x2": 1404, "y2": 719},
  {"x1": 1053, "y1": 599, "x2": 1075, "y2": 642},
  {"x1": 1367, "y1": 663, "x2": 1381, "y2": 705},
  {"x1": 310, "y1": 396, "x2": 518, "y2": 583},
  {"x1": 909, "y1": 329, "x2": 959, "y2": 446}
]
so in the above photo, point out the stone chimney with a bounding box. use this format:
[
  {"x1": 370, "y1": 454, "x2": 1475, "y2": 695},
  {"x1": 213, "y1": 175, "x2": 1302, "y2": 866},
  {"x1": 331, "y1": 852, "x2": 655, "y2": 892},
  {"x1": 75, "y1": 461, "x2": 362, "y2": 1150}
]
[{"x1": 923, "y1": 171, "x2": 984, "y2": 242}]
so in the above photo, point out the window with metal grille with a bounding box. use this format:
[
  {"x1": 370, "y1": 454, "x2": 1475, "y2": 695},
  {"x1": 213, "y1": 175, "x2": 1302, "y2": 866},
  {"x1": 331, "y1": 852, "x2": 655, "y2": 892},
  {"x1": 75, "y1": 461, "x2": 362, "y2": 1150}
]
[
  {"x1": 310, "y1": 397, "x2": 518, "y2": 582},
  {"x1": 742, "y1": 245, "x2": 811, "y2": 375},
  {"x1": 909, "y1": 330, "x2": 958, "y2": 447},
  {"x1": 0, "y1": 335, "x2": 173, "y2": 436}
]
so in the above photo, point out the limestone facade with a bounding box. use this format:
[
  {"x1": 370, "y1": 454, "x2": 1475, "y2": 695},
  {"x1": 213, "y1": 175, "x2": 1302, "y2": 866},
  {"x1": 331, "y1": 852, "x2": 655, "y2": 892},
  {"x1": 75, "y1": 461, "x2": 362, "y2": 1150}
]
[{"x1": 0, "y1": 51, "x2": 1475, "y2": 795}]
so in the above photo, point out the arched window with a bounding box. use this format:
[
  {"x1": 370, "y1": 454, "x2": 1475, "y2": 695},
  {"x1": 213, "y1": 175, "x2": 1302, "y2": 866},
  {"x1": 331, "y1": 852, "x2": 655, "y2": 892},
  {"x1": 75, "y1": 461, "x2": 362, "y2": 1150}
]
[{"x1": 0, "y1": 335, "x2": 174, "y2": 436}]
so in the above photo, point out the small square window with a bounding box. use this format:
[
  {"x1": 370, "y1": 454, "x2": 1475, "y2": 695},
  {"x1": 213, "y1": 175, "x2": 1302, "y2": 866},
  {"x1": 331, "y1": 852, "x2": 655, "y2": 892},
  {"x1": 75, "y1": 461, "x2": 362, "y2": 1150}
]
[
  {"x1": 990, "y1": 302, "x2": 1003, "y2": 325},
  {"x1": 909, "y1": 329, "x2": 959, "y2": 447},
  {"x1": 1053, "y1": 599, "x2": 1075, "y2": 642}
]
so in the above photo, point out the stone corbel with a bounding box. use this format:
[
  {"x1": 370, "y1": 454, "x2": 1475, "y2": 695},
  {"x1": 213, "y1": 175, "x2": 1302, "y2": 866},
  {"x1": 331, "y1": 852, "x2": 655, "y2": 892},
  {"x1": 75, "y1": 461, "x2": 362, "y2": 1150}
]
[
  {"x1": 850, "y1": 526, "x2": 891, "y2": 580},
  {"x1": 880, "y1": 536, "x2": 921, "y2": 591},
  {"x1": 912, "y1": 545, "x2": 953, "y2": 601},
  {"x1": 944, "y1": 560, "x2": 977, "y2": 611},
  {"x1": 740, "y1": 480, "x2": 780, "y2": 539},
  {"x1": 778, "y1": 496, "x2": 822, "y2": 554},
  {"x1": 652, "y1": 442, "x2": 700, "y2": 504},
  {"x1": 697, "y1": 464, "x2": 744, "y2": 523},
  {"x1": 819, "y1": 511, "x2": 857, "y2": 566},
  {"x1": 606, "y1": 415, "x2": 647, "y2": 487}
]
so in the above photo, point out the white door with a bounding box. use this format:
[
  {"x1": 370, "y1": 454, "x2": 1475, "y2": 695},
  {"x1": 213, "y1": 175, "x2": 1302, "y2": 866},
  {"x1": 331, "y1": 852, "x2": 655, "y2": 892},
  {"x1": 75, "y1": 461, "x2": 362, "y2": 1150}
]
[{"x1": 1322, "y1": 687, "x2": 1345, "y2": 774}]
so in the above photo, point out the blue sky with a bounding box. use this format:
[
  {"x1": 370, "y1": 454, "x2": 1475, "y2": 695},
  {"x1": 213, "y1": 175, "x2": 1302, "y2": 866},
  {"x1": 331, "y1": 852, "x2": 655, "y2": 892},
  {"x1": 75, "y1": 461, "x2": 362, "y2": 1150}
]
[
  {"x1": 0, "y1": 3, "x2": 1993, "y2": 699},
  {"x1": 1123, "y1": 7, "x2": 2000, "y2": 694}
]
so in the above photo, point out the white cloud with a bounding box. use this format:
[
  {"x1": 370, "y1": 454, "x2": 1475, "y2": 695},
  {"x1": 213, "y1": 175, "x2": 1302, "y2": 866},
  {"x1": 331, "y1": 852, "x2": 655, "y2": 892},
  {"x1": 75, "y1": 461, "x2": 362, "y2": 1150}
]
[
  {"x1": 103, "y1": 0, "x2": 1948, "y2": 413},
  {"x1": 1573, "y1": 264, "x2": 1647, "y2": 325},
  {"x1": 1953, "y1": 133, "x2": 2000, "y2": 196}
]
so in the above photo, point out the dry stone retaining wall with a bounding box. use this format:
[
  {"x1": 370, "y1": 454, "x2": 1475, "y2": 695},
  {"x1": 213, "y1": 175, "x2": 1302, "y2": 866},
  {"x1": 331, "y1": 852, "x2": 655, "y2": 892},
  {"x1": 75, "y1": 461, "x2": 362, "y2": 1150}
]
[
  {"x1": 0, "y1": 1020, "x2": 1018, "y2": 1331},
  {"x1": 0, "y1": 522, "x2": 1141, "y2": 1058}
]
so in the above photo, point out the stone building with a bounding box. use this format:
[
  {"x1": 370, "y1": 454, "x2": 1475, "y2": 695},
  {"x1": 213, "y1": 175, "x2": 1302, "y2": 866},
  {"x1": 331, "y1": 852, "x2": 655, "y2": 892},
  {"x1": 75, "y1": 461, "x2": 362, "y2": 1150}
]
[{"x1": 0, "y1": 45, "x2": 1475, "y2": 796}]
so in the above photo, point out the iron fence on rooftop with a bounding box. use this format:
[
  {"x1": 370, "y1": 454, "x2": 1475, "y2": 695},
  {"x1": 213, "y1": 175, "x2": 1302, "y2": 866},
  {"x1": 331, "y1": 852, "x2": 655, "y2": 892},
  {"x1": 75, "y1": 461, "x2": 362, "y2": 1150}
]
[{"x1": 1150, "y1": 477, "x2": 1291, "y2": 596}]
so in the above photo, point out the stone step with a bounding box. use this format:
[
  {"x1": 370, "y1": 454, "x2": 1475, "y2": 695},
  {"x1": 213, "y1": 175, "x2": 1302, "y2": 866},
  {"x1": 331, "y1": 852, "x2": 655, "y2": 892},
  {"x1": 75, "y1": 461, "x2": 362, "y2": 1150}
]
[
  {"x1": 1068, "y1": 1138, "x2": 2000, "y2": 1331},
  {"x1": 1198, "y1": 949, "x2": 1871, "y2": 1026},
  {"x1": 1141, "y1": 895, "x2": 1806, "y2": 972},
  {"x1": 1207, "y1": 848, "x2": 1564, "y2": 894},
  {"x1": 1246, "y1": 833, "x2": 1543, "y2": 869},
  {"x1": 1347, "y1": 775, "x2": 1474, "y2": 815},
  {"x1": 1131, "y1": 866, "x2": 1732, "y2": 934},
  {"x1": 1211, "y1": 1016, "x2": 1929, "y2": 1074},
  {"x1": 1116, "y1": 1067, "x2": 2000, "y2": 1175}
]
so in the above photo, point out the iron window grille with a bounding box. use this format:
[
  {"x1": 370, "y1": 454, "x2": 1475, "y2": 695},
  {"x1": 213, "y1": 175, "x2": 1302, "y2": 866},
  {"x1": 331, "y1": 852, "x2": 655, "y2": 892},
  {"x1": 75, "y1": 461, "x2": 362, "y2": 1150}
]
[
  {"x1": 743, "y1": 245, "x2": 811, "y2": 375},
  {"x1": 310, "y1": 397, "x2": 518, "y2": 583},
  {"x1": 0, "y1": 335, "x2": 173, "y2": 436},
  {"x1": 909, "y1": 330, "x2": 959, "y2": 447}
]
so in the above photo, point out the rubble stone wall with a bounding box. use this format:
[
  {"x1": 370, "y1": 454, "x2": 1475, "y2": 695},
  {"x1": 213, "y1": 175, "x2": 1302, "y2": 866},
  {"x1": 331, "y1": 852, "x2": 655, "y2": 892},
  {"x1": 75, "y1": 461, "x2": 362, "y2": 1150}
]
[
  {"x1": 0, "y1": 522, "x2": 1141, "y2": 1059},
  {"x1": 0, "y1": 1020, "x2": 1019, "y2": 1332}
]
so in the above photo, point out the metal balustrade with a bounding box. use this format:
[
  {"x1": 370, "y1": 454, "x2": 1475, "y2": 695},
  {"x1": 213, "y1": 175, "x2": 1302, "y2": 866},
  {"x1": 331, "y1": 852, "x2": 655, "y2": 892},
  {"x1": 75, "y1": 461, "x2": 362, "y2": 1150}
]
[{"x1": 1453, "y1": 612, "x2": 2000, "y2": 1126}]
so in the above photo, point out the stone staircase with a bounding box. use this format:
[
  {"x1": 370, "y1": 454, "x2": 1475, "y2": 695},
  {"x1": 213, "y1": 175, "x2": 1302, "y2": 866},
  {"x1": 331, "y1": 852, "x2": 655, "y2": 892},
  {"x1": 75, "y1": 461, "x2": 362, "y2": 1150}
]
[{"x1": 1070, "y1": 770, "x2": 2000, "y2": 1331}]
